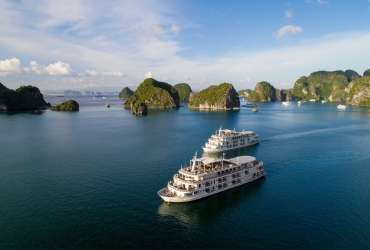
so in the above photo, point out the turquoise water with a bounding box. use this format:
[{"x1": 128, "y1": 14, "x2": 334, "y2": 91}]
[{"x1": 1, "y1": 97, "x2": 370, "y2": 249}]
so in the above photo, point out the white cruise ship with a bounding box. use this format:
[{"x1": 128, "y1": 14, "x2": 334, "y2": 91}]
[
  {"x1": 202, "y1": 127, "x2": 259, "y2": 153},
  {"x1": 157, "y1": 152, "x2": 266, "y2": 203}
]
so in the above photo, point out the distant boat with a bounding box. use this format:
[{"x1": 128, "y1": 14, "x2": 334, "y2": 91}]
[
  {"x1": 252, "y1": 107, "x2": 258, "y2": 112},
  {"x1": 322, "y1": 100, "x2": 328, "y2": 103},
  {"x1": 309, "y1": 99, "x2": 316, "y2": 102},
  {"x1": 106, "y1": 103, "x2": 110, "y2": 107},
  {"x1": 56, "y1": 95, "x2": 64, "y2": 97},
  {"x1": 242, "y1": 103, "x2": 257, "y2": 107},
  {"x1": 298, "y1": 101, "x2": 302, "y2": 105},
  {"x1": 337, "y1": 104, "x2": 346, "y2": 109},
  {"x1": 282, "y1": 101, "x2": 290, "y2": 106}
]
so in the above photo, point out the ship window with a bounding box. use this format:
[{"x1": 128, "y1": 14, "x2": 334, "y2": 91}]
[{"x1": 198, "y1": 184, "x2": 201, "y2": 188}]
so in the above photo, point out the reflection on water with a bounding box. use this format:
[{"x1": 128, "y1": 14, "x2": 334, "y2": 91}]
[
  {"x1": 0, "y1": 110, "x2": 46, "y2": 115},
  {"x1": 157, "y1": 178, "x2": 265, "y2": 227}
]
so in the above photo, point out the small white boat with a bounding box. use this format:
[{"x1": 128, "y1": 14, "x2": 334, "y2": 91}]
[
  {"x1": 322, "y1": 100, "x2": 328, "y2": 103},
  {"x1": 282, "y1": 101, "x2": 290, "y2": 106},
  {"x1": 298, "y1": 101, "x2": 302, "y2": 105},
  {"x1": 337, "y1": 104, "x2": 346, "y2": 109},
  {"x1": 309, "y1": 99, "x2": 316, "y2": 102}
]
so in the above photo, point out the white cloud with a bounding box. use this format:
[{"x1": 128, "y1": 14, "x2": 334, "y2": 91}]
[
  {"x1": 101, "y1": 71, "x2": 124, "y2": 77},
  {"x1": 152, "y1": 25, "x2": 165, "y2": 39},
  {"x1": 29, "y1": 61, "x2": 76, "y2": 75},
  {"x1": 0, "y1": 58, "x2": 25, "y2": 76},
  {"x1": 285, "y1": 10, "x2": 293, "y2": 18},
  {"x1": 274, "y1": 25, "x2": 303, "y2": 38},
  {"x1": 171, "y1": 24, "x2": 181, "y2": 35},
  {"x1": 85, "y1": 70, "x2": 100, "y2": 77},
  {"x1": 145, "y1": 71, "x2": 152, "y2": 78},
  {"x1": 317, "y1": 0, "x2": 329, "y2": 4}
]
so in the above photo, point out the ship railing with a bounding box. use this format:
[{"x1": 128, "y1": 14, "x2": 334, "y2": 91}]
[{"x1": 168, "y1": 182, "x2": 195, "y2": 192}]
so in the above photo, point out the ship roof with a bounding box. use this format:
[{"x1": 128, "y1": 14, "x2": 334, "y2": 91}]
[{"x1": 227, "y1": 156, "x2": 256, "y2": 164}]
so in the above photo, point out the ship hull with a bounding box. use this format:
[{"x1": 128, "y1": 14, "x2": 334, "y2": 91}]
[
  {"x1": 202, "y1": 141, "x2": 259, "y2": 153},
  {"x1": 158, "y1": 172, "x2": 266, "y2": 203}
]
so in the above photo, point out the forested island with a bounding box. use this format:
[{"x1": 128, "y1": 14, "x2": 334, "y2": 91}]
[
  {"x1": 0, "y1": 83, "x2": 50, "y2": 111},
  {"x1": 50, "y1": 100, "x2": 79, "y2": 111}
]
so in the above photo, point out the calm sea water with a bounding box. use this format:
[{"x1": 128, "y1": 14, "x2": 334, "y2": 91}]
[{"x1": 1, "y1": 96, "x2": 370, "y2": 249}]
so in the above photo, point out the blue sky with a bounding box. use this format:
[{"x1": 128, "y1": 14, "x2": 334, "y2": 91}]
[{"x1": 1, "y1": 0, "x2": 370, "y2": 92}]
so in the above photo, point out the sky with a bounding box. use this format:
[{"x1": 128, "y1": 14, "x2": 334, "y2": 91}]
[{"x1": 1, "y1": 0, "x2": 370, "y2": 92}]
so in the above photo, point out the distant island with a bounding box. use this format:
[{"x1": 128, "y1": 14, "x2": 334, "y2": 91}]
[
  {"x1": 189, "y1": 83, "x2": 240, "y2": 110},
  {"x1": 173, "y1": 83, "x2": 193, "y2": 101},
  {"x1": 0, "y1": 83, "x2": 50, "y2": 111},
  {"x1": 119, "y1": 87, "x2": 134, "y2": 99},
  {"x1": 50, "y1": 100, "x2": 79, "y2": 111},
  {"x1": 244, "y1": 69, "x2": 370, "y2": 106}
]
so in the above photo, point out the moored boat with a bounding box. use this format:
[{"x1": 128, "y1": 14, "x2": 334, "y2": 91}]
[
  {"x1": 202, "y1": 126, "x2": 259, "y2": 153},
  {"x1": 157, "y1": 152, "x2": 266, "y2": 203},
  {"x1": 337, "y1": 104, "x2": 346, "y2": 109},
  {"x1": 282, "y1": 101, "x2": 290, "y2": 106},
  {"x1": 309, "y1": 99, "x2": 316, "y2": 102},
  {"x1": 242, "y1": 103, "x2": 257, "y2": 107}
]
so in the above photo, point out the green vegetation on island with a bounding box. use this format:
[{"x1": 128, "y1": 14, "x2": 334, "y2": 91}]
[
  {"x1": 188, "y1": 83, "x2": 240, "y2": 109},
  {"x1": 50, "y1": 100, "x2": 79, "y2": 111},
  {"x1": 346, "y1": 76, "x2": 370, "y2": 106},
  {"x1": 124, "y1": 78, "x2": 179, "y2": 114},
  {"x1": 248, "y1": 81, "x2": 277, "y2": 102},
  {"x1": 0, "y1": 83, "x2": 49, "y2": 111},
  {"x1": 119, "y1": 87, "x2": 134, "y2": 99},
  {"x1": 363, "y1": 69, "x2": 370, "y2": 77},
  {"x1": 173, "y1": 83, "x2": 193, "y2": 101},
  {"x1": 292, "y1": 70, "x2": 353, "y2": 101}
]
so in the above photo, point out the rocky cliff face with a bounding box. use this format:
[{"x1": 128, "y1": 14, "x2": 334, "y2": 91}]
[
  {"x1": 292, "y1": 70, "x2": 356, "y2": 101},
  {"x1": 124, "y1": 78, "x2": 179, "y2": 113},
  {"x1": 346, "y1": 76, "x2": 370, "y2": 106},
  {"x1": 0, "y1": 84, "x2": 48, "y2": 111},
  {"x1": 188, "y1": 83, "x2": 240, "y2": 110}
]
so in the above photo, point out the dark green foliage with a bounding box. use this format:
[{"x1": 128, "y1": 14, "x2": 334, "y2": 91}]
[
  {"x1": 293, "y1": 70, "x2": 350, "y2": 101},
  {"x1": 0, "y1": 82, "x2": 6, "y2": 92},
  {"x1": 119, "y1": 87, "x2": 134, "y2": 99},
  {"x1": 344, "y1": 70, "x2": 360, "y2": 82},
  {"x1": 124, "y1": 78, "x2": 179, "y2": 110},
  {"x1": 358, "y1": 99, "x2": 370, "y2": 106},
  {"x1": 0, "y1": 84, "x2": 48, "y2": 110},
  {"x1": 173, "y1": 83, "x2": 193, "y2": 101},
  {"x1": 50, "y1": 100, "x2": 79, "y2": 111},
  {"x1": 248, "y1": 81, "x2": 276, "y2": 101},
  {"x1": 364, "y1": 69, "x2": 370, "y2": 77},
  {"x1": 188, "y1": 83, "x2": 240, "y2": 109}
]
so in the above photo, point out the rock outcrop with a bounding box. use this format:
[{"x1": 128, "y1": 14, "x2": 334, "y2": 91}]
[
  {"x1": 173, "y1": 83, "x2": 193, "y2": 101},
  {"x1": 188, "y1": 83, "x2": 240, "y2": 110},
  {"x1": 248, "y1": 81, "x2": 278, "y2": 101},
  {"x1": 364, "y1": 69, "x2": 370, "y2": 77},
  {"x1": 50, "y1": 100, "x2": 79, "y2": 111},
  {"x1": 237, "y1": 89, "x2": 252, "y2": 97},
  {"x1": 119, "y1": 87, "x2": 134, "y2": 99},
  {"x1": 346, "y1": 76, "x2": 370, "y2": 106},
  {"x1": 0, "y1": 83, "x2": 49, "y2": 111},
  {"x1": 124, "y1": 78, "x2": 179, "y2": 114}
]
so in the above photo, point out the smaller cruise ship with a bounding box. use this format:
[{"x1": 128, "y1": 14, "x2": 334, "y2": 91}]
[
  {"x1": 157, "y1": 152, "x2": 266, "y2": 203},
  {"x1": 202, "y1": 127, "x2": 259, "y2": 153}
]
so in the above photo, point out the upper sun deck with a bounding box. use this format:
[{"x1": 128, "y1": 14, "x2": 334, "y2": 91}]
[
  {"x1": 178, "y1": 156, "x2": 258, "y2": 176},
  {"x1": 210, "y1": 129, "x2": 255, "y2": 139}
]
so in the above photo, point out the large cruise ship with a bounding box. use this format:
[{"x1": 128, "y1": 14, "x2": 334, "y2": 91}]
[
  {"x1": 202, "y1": 127, "x2": 259, "y2": 152},
  {"x1": 157, "y1": 152, "x2": 266, "y2": 203}
]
